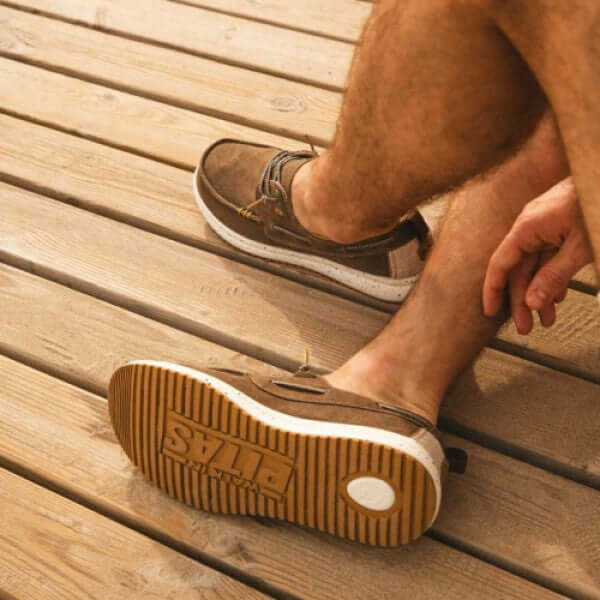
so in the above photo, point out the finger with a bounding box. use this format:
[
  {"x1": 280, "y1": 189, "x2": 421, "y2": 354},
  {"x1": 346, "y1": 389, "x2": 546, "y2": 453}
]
[
  {"x1": 536, "y1": 254, "x2": 557, "y2": 326},
  {"x1": 538, "y1": 303, "x2": 556, "y2": 328},
  {"x1": 537, "y1": 249, "x2": 569, "y2": 304},
  {"x1": 509, "y1": 254, "x2": 537, "y2": 334},
  {"x1": 526, "y1": 242, "x2": 583, "y2": 311},
  {"x1": 555, "y1": 288, "x2": 568, "y2": 303},
  {"x1": 483, "y1": 231, "x2": 529, "y2": 317}
]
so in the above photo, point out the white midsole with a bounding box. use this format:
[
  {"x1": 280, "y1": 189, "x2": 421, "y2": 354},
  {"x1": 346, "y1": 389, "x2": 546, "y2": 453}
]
[
  {"x1": 192, "y1": 167, "x2": 417, "y2": 303},
  {"x1": 129, "y1": 359, "x2": 444, "y2": 526}
]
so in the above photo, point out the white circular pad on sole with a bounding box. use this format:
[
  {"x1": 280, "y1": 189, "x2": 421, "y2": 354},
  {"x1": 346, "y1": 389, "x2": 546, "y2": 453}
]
[{"x1": 346, "y1": 477, "x2": 396, "y2": 511}]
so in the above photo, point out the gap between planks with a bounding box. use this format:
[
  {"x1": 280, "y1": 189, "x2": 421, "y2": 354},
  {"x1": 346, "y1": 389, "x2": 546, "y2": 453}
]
[
  {"x1": 0, "y1": 333, "x2": 586, "y2": 599},
  {"x1": 0, "y1": 456, "x2": 288, "y2": 600},
  {"x1": 1, "y1": 195, "x2": 600, "y2": 493},
  {"x1": 0, "y1": 0, "x2": 351, "y2": 91},
  {"x1": 166, "y1": 0, "x2": 370, "y2": 43},
  {"x1": 0, "y1": 4, "x2": 340, "y2": 146},
  {"x1": 0, "y1": 108, "x2": 597, "y2": 389},
  {"x1": 0, "y1": 464, "x2": 271, "y2": 600},
  {"x1": 0, "y1": 48, "x2": 592, "y2": 294}
]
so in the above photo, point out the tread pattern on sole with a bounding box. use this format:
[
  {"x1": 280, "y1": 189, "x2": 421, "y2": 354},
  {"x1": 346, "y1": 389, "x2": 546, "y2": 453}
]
[{"x1": 108, "y1": 363, "x2": 437, "y2": 547}]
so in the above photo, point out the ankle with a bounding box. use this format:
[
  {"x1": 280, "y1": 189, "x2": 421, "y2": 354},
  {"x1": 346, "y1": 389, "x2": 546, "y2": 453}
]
[
  {"x1": 325, "y1": 351, "x2": 443, "y2": 426},
  {"x1": 291, "y1": 156, "x2": 388, "y2": 244}
]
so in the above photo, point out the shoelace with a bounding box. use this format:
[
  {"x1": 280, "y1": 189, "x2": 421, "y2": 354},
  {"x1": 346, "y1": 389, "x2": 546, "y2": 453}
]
[
  {"x1": 238, "y1": 142, "x2": 317, "y2": 220},
  {"x1": 295, "y1": 347, "x2": 317, "y2": 377}
]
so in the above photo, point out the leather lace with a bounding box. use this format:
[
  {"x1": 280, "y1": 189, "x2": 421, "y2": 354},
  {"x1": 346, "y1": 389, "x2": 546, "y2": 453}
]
[{"x1": 238, "y1": 148, "x2": 316, "y2": 220}]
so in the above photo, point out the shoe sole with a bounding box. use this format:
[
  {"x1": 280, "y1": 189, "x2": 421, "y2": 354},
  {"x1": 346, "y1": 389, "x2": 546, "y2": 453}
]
[
  {"x1": 108, "y1": 360, "x2": 442, "y2": 547},
  {"x1": 193, "y1": 167, "x2": 418, "y2": 303}
]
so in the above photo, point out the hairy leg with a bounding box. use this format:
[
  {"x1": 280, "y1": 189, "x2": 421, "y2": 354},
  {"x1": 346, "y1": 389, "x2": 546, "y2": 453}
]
[
  {"x1": 486, "y1": 1, "x2": 600, "y2": 271},
  {"x1": 327, "y1": 116, "x2": 568, "y2": 424},
  {"x1": 292, "y1": 0, "x2": 547, "y2": 243}
]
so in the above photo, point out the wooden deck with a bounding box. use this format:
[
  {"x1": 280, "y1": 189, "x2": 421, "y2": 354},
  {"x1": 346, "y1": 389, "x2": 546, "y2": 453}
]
[{"x1": 0, "y1": 1, "x2": 599, "y2": 598}]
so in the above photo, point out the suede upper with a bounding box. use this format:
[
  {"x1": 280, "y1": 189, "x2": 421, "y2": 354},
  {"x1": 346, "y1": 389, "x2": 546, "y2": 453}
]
[
  {"x1": 196, "y1": 139, "x2": 432, "y2": 279},
  {"x1": 206, "y1": 367, "x2": 435, "y2": 436},
  {"x1": 202, "y1": 366, "x2": 467, "y2": 475}
]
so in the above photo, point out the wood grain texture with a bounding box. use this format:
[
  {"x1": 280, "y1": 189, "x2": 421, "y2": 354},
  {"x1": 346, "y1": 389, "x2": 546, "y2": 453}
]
[
  {"x1": 0, "y1": 57, "x2": 294, "y2": 169},
  {"x1": 167, "y1": 0, "x2": 371, "y2": 42},
  {"x1": 0, "y1": 57, "x2": 591, "y2": 293},
  {"x1": 6, "y1": 0, "x2": 353, "y2": 89},
  {"x1": 0, "y1": 1, "x2": 593, "y2": 596},
  {"x1": 0, "y1": 183, "x2": 388, "y2": 370},
  {"x1": 498, "y1": 289, "x2": 600, "y2": 383},
  {"x1": 0, "y1": 6, "x2": 339, "y2": 145},
  {"x1": 0, "y1": 467, "x2": 267, "y2": 600},
  {"x1": 0, "y1": 264, "x2": 282, "y2": 396},
  {"x1": 437, "y1": 434, "x2": 600, "y2": 599},
  {"x1": 0, "y1": 113, "x2": 394, "y2": 311},
  {"x1": 0, "y1": 3, "x2": 591, "y2": 288},
  {"x1": 1, "y1": 185, "x2": 600, "y2": 485},
  {"x1": 0, "y1": 337, "x2": 572, "y2": 599}
]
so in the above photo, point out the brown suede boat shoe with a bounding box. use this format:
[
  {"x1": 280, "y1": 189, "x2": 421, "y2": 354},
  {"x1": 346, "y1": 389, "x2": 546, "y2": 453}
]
[
  {"x1": 194, "y1": 139, "x2": 432, "y2": 302},
  {"x1": 108, "y1": 360, "x2": 466, "y2": 546}
]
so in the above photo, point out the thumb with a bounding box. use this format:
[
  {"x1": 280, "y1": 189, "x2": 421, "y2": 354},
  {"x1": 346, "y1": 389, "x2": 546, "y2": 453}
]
[{"x1": 526, "y1": 244, "x2": 581, "y2": 310}]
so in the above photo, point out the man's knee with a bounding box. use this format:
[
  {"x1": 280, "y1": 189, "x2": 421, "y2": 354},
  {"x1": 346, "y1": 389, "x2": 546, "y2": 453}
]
[{"x1": 480, "y1": 0, "x2": 600, "y2": 31}]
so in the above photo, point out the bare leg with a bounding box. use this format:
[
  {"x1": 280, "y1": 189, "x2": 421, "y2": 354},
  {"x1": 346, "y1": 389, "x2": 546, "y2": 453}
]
[
  {"x1": 486, "y1": 1, "x2": 600, "y2": 269},
  {"x1": 292, "y1": 0, "x2": 547, "y2": 243},
  {"x1": 327, "y1": 116, "x2": 568, "y2": 424},
  {"x1": 288, "y1": 0, "x2": 600, "y2": 422}
]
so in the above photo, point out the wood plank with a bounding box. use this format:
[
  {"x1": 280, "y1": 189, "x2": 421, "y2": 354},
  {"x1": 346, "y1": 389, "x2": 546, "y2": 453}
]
[
  {"x1": 3, "y1": 161, "x2": 600, "y2": 384},
  {"x1": 1, "y1": 185, "x2": 600, "y2": 487},
  {"x1": 0, "y1": 271, "x2": 563, "y2": 600},
  {"x1": 0, "y1": 56, "x2": 590, "y2": 293},
  {"x1": 0, "y1": 6, "x2": 340, "y2": 145},
  {"x1": 7, "y1": 0, "x2": 353, "y2": 89},
  {"x1": 6, "y1": 180, "x2": 600, "y2": 389},
  {"x1": 0, "y1": 57, "x2": 294, "y2": 169},
  {"x1": 0, "y1": 467, "x2": 267, "y2": 600},
  {"x1": 0, "y1": 184, "x2": 382, "y2": 371},
  {"x1": 167, "y1": 0, "x2": 371, "y2": 42},
  {"x1": 498, "y1": 290, "x2": 600, "y2": 383},
  {"x1": 0, "y1": 112, "x2": 390, "y2": 310},
  {"x1": 441, "y1": 348, "x2": 600, "y2": 487},
  {"x1": 2, "y1": 4, "x2": 593, "y2": 285},
  {"x1": 572, "y1": 264, "x2": 598, "y2": 293},
  {"x1": 437, "y1": 434, "x2": 600, "y2": 599}
]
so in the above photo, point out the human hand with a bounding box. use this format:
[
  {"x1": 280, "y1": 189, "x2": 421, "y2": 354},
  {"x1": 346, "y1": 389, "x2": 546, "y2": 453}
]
[{"x1": 483, "y1": 178, "x2": 593, "y2": 334}]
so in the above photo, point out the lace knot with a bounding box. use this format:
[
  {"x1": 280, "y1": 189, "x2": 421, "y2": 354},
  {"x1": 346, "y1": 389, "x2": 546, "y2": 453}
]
[{"x1": 238, "y1": 145, "x2": 316, "y2": 220}]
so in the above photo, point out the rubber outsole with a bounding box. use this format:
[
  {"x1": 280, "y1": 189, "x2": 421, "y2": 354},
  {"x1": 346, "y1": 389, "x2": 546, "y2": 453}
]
[{"x1": 108, "y1": 362, "x2": 438, "y2": 546}]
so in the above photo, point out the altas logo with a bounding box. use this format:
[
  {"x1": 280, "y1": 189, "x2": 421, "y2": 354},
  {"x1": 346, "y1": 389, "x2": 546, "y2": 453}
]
[{"x1": 161, "y1": 410, "x2": 294, "y2": 501}]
